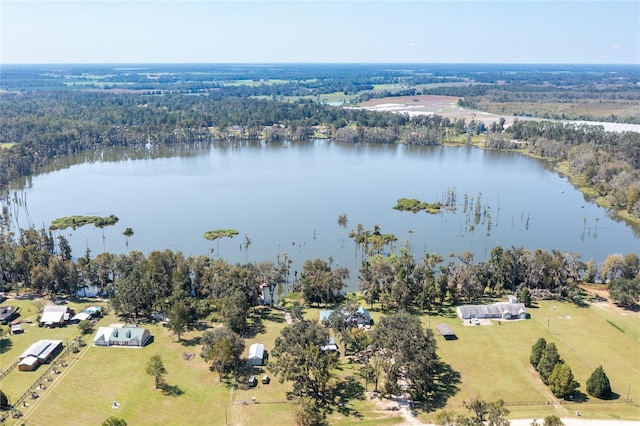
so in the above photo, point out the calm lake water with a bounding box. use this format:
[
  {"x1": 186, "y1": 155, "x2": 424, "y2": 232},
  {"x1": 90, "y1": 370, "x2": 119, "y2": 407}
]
[{"x1": 5, "y1": 140, "x2": 639, "y2": 289}]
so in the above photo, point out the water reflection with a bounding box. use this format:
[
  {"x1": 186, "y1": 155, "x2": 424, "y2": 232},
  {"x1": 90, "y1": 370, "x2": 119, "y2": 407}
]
[{"x1": 2, "y1": 140, "x2": 638, "y2": 290}]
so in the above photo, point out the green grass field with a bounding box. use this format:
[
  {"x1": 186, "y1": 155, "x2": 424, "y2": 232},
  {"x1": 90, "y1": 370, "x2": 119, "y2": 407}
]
[
  {"x1": 1, "y1": 295, "x2": 638, "y2": 425},
  {"x1": 419, "y1": 299, "x2": 640, "y2": 423}
]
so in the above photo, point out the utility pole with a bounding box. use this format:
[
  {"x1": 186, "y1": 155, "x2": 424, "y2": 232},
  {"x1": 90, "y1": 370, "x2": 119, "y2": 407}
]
[{"x1": 547, "y1": 316, "x2": 550, "y2": 333}]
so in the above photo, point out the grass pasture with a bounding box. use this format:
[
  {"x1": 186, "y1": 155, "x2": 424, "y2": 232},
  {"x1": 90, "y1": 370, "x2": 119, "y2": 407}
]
[
  {"x1": 420, "y1": 299, "x2": 640, "y2": 423},
  {"x1": 1, "y1": 296, "x2": 638, "y2": 425}
]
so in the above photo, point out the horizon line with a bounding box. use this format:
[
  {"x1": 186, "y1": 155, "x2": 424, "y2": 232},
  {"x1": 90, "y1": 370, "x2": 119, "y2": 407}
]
[{"x1": 2, "y1": 62, "x2": 639, "y2": 66}]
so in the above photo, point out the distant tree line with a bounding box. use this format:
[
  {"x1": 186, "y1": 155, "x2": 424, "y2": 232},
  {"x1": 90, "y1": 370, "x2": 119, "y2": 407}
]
[
  {"x1": 503, "y1": 120, "x2": 640, "y2": 219},
  {"x1": 3, "y1": 91, "x2": 639, "y2": 225}
]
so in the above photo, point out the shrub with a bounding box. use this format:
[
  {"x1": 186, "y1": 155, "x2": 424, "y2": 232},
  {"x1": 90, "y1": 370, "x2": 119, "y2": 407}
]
[
  {"x1": 548, "y1": 363, "x2": 579, "y2": 398},
  {"x1": 520, "y1": 287, "x2": 532, "y2": 307},
  {"x1": 543, "y1": 415, "x2": 565, "y2": 426},
  {"x1": 77, "y1": 320, "x2": 93, "y2": 335},
  {"x1": 530, "y1": 337, "x2": 547, "y2": 369},
  {"x1": 102, "y1": 416, "x2": 127, "y2": 426},
  {"x1": 537, "y1": 342, "x2": 561, "y2": 384},
  {"x1": 0, "y1": 389, "x2": 9, "y2": 409},
  {"x1": 586, "y1": 365, "x2": 612, "y2": 399}
]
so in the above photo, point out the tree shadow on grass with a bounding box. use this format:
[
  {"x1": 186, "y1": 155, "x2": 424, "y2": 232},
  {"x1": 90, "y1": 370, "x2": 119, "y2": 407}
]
[
  {"x1": 257, "y1": 307, "x2": 285, "y2": 324},
  {"x1": 180, "y1": 336, "x2": 202, "y2": 347},
  {"x1": 572, "y1": 297, "x2": 590, "y2": 309},
  {"x1": 161, "y1": 383, "x2": 185, "y2": 397},
  {"x1": 417, "y1": 360, "x2": 461, "y2": 412},
  {"x1": 321, "y1": 376, "x2": 365, "y2": 419},
  {"x1": 569, "y1": 390, "x2": 589, "y2": 403},
  {"x1": 602, "y1": 391, "x2": 621, "y2": 401},
  {"x1": 244, "y1": 313, "x2": 266, "y2": 339},
  {"x1": 431, "y1": 305, "x2": 457, "y2": 319},
  {"x1": 0, "y1": 338, "x2": 13, "y2": 355}
]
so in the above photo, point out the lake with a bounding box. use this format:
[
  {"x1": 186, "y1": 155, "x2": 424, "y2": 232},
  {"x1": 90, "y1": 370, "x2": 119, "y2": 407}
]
[{"x1": 4, "y1": 140, "x2": 639, "y2": 289}]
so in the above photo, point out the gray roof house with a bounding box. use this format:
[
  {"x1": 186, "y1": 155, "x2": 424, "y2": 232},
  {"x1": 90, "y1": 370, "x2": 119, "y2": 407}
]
[
  {"x1": 94, "y1": 326, "x2": 152, "y2": 347},
  {"x1": 456, "y1": 300, "x2": 529, "y2": 321},
  {"x1": 40, "y1": 305, "x2": 73, "y2": 327},
  {"x1": 319, "y1": 306, "x2": 373, "y2": 327},
  {"x1": 0, "y1": 306, "x2": 20, "y2": 324}
]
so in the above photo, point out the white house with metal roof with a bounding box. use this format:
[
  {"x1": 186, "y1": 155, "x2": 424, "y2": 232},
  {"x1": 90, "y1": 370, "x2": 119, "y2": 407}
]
[
  {"x1": 94, "y1": 326, "x2": 152, "y2": 347},
  {"x1": 40, "y1": 305, "x2": 73, "y2": 327},
  {"x1": 456, "y1": 299, "x2": 529, "y2": 321}
]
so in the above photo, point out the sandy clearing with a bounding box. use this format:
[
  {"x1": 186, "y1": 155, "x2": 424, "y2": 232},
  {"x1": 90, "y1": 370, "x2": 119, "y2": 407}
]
[{"x1": 350, "y1": 95, "x2": 640, "y2": 134}]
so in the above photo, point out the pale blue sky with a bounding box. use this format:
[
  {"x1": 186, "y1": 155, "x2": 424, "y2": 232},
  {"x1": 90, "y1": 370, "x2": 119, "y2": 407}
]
[{"x1": 1, "y1": 1, "x2": 638, "y2": 64}]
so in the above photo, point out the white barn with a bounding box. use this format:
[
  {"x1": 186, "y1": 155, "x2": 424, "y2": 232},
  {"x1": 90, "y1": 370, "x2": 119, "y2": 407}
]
[
  {"x1": 40, "y1": 305, "x2": 73, "y2": 327},
  {"x1": 248, "y1": 343, "x2": 265, "y2": 366}
]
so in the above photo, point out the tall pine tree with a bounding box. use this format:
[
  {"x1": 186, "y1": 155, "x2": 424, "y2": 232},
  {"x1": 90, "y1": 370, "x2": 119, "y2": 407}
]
[
  {"x1": 537, "y1": 342, "x2": 562, "y2": 385},
  {"x1": 586, "y1": 365, "x2": 612, "y2": 399},
  {"x1": 530, "y1": 337, "x2": 547, "y2": 369}
]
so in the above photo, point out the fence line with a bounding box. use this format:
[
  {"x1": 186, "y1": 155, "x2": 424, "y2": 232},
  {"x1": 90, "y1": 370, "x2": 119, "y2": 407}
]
[
  {"x1": 0, "y1": 360, "x2": 19, "y2": 381},
  {"x1": 2, "y1": 341, "x2": 87, "y2": 422},
  {"x1": 232, "y1": 399, "x2": 290, "y2": 405}
]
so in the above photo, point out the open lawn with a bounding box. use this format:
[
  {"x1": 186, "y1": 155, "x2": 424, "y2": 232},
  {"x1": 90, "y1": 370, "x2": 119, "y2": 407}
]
[
  {"x1": 1, "y1": 296, "x2": 638, "y2": 425},
  {"x1": 419, "y1": 299, "x2": 640, "y2": 423}
]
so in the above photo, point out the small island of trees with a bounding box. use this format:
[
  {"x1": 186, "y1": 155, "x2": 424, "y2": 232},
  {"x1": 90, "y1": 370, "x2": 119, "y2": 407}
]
[
  {"x1": 393, "y1": 197, "x2": 443, "y2": 214},
  {"x1": 49, "y1": 215, "x2": 119, "y2": 230}
]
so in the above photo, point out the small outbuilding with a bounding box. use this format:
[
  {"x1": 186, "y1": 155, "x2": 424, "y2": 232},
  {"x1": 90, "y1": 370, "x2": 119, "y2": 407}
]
[
  {"x1": 356, "y1": 307, "x2": 373, "y2": 326},
  {"x1": 248, "y1": 343, "x2": 266, "y2": 366},
  {"x1": 11, "y1": 323, "x2": 23, "y2": 334},
  {"x1": 71, "y1": 312, "x2": 91, "y2": 322},
  {"x1": 436, "y1": 323, "x2": 457, "y2": 340},
  {"x1": 320, "y1": 337, "x2": 339, "y2": 353},
  {"x1": 71, "y1": 305, "x2": 103, "y2": 323},
  {"x1": 0, "y1": 306, "x2": 20, "y2": 325}
]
